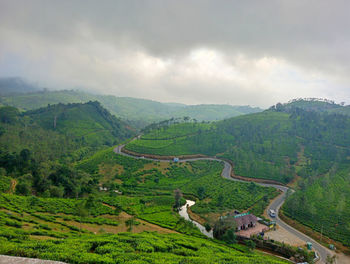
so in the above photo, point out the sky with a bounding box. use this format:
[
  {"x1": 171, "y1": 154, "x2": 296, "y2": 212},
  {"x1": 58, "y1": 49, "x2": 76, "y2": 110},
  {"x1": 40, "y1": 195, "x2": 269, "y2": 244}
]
[{"x1": 0, "y1": 0, "x2": 349, "y2": 107}]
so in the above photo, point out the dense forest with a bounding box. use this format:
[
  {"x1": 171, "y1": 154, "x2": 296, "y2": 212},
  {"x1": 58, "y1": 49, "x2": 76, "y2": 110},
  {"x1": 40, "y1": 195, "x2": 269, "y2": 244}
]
[{"x1": 125, "y1": 100, "x2": 350, "y2": 246}]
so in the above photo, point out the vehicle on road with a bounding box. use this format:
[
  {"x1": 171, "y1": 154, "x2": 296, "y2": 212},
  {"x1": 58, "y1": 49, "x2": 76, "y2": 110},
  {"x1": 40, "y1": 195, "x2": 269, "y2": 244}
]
[{"x1": 269, "y1": 209, "x2": 276, "y2": 218}]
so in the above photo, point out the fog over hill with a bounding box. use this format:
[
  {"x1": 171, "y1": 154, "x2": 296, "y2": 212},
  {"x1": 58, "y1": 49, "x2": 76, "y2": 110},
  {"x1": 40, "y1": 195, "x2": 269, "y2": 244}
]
[{"x1": 0, "y1": 77, "x2": 262, "y2": 128}]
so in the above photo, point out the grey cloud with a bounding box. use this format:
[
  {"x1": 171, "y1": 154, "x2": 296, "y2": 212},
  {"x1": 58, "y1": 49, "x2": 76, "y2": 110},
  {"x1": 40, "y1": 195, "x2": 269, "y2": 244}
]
[{"x1": 0, "y1": 0, "x2": 349, "y2": 107}]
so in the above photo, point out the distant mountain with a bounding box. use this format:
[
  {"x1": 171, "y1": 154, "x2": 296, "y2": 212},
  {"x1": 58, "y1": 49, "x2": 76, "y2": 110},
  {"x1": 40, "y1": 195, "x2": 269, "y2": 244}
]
[
  {"x1": 174, "y1": 104, "x2": 261, "y2": 121},
  {"x1": 0, "y1": 77, "x2": 41, "y2": 95},
  {"x1": 0, "y1": 87, "x2": 263, "y2": 128}
]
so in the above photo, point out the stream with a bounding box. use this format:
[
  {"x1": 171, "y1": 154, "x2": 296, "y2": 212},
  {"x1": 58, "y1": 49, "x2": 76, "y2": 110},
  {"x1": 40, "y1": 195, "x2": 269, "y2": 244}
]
[{"x1": 178, "y1": 200, "x2": 213, "y2": 238}]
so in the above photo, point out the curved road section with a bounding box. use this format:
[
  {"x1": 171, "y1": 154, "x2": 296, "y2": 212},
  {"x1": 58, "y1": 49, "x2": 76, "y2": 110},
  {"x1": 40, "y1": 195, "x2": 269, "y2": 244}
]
[{"x1": 115, "y1": 142, "x2": 333, "y2": 264}]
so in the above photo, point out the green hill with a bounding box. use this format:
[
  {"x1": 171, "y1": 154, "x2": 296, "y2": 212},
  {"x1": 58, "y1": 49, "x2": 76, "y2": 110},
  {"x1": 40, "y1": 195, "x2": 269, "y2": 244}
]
[
  {"x1": 127, "y1": 106, "x2": 350, "y2": 182},
  {"x1": 125, "y1": 105, "x2": 350, "y2": 246},
  {"x1": 0, "y1": 86, "x2": 262, "y2": 128},
  {"x1": 0, "y1": 102, "x2": 133, "y2": 161},
  {"x1": 0, "y1": 102, "x2": 134, "y2": 198},
  {"x1": 25, "y1": 101, "x2": 133, "y2": 147},
  {"x1": 282, "y1": 98, "x2": 341, "y2": 112},
  {"x1": 278, "y1": 98, "x2": 350, "y2": 116}
]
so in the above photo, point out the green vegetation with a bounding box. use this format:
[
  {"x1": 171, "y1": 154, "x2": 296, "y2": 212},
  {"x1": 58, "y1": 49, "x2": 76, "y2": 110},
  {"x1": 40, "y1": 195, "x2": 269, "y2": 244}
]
[
  {"x1": 0, "y1": 102, "x2": 133, "y2": 197},
  {"x1": 126, "y1": 108, "x2": 350, "y2": 183},
  {"x1": 2, "y1": 93, "x2": 349, "y2": 260},
  {"x1": 126, "y1": 112, "x2": 299, "y2": 182},
  {"x1": 283, "y1": 164, "x2": 350, "y2": 246},
  {"x1": 0, "y1": 84, "x2": 262, "y2": 128},
  {"x1": 0, "y1": 94, "x2": 286, "y2": 263},
  {"x1": 78, "y1": 150, "x2": 278, "y2": 222},
  {"x1": 25, "y1": 101, "x2": 133, "y2": 147},
  {"x1": 0, "y1": 182, "x2": 283, "y2": 263},
  {"x1": 125, "y1": 101, "x2": 350, "y2": 246},
  {"x1": 0, "y1": 102, "x2": 132, "y2": 161}
]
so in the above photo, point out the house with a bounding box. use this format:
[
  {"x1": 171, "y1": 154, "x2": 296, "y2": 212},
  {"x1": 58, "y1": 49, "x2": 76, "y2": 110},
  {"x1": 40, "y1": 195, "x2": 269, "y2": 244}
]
[{"x1": 232, "y1": 213, "x2": 257, "y2": 231}]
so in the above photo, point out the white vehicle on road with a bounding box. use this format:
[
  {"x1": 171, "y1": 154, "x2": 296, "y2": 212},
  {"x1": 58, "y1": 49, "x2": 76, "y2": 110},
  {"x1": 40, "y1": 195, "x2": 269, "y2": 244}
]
[{"x1": 269, "y1": 209, "x2": 276, "y2": 218}]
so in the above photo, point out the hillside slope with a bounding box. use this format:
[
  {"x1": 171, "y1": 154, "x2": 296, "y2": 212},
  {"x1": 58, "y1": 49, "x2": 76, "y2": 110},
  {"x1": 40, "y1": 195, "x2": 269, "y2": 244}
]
[
  {"x1": 25, "y1": 101, "x2": 133, "y2": 147},
  {"x1": 0, "y1": 102, "x2": 133, "y2": 161},
  {"x1": 125, "y1": 102, "x2": 350, "y2": 246}
]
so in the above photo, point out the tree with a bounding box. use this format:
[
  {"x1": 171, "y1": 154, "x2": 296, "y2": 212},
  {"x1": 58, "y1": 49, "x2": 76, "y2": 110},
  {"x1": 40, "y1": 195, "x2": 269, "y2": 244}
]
[
  {"x1": 197, "y1": 186, "x2": 205, "y2": 200},
  {"x1": 75, "y1": 201, "x2": 88, "y2": 235},
  {"x1": 222, "y1": 228, "x2": 236, "y2": 244},
  {"x1": 248, "y1": 182, "x2": 256, "y2": 192},
  {"x1": 174, "y1": 189, "x2": 183, "y2": 209},
  {"x1": 204, "y1": 222, "x2": 211, "y2": 232},
  {"x1": 85, "y1": 195, "x2": 96, "y2": 213},
  {"x1": 49, "y1": 185, "x2": 64, "y2": 198},
  {"x1": 16, "y1": 181, "x2": 31, "y2": 195},
  {"x1": 213, "y1": 218, "x2": 226, "y2": 239},
  {"x1": 245, "y1": 240, "x2": 256, "y2": 251},
  {"x1": 0, "y1": 107, "x2": 19, "y2": 124},
  {"x1": 125, "y1": 217, "x2": 136, "y2": 232},
  {"x1": 217, "y1": 194, "x2": 224, "y2": 207},
  {"x1": 19, "y1": 149, "x2": 31, "y2": 163},
  {"x1": 213, "y1": 217, "x2": 236, "y2": 240}
]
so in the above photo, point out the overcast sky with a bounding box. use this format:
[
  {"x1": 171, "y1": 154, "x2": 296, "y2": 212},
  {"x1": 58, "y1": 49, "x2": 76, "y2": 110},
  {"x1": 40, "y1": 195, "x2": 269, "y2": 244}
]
[{"x1": 0, "y1": 0, "x2": 349, "y2": 107}]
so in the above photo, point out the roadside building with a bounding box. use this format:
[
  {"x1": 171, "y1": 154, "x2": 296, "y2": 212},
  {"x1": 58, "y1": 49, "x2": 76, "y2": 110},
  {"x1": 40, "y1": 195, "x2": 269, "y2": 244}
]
[{"x1": 232, "y1": 213, "x2": 258, "y2": 231}]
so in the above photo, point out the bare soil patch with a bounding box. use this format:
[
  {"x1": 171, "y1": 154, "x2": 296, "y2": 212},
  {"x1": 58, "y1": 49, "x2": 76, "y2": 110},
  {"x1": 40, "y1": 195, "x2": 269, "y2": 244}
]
[{"x1": 265, "y1": 225, "x2": 305, "y2": 247}]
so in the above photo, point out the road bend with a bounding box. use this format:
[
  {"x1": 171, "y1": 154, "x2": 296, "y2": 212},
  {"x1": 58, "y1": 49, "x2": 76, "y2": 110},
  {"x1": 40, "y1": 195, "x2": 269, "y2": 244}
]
[{"x1": 114, "y1": 141, "x2": 334, "y2": 264}]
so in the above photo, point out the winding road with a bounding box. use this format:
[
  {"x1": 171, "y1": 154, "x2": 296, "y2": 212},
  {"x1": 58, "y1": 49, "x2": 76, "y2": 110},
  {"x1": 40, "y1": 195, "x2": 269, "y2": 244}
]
[{"x1": 114, "y1": 141, "x2": 334, "y2": 264}]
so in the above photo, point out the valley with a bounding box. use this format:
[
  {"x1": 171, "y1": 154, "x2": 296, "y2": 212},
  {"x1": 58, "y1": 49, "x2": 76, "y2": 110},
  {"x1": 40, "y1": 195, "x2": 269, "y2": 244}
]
[
  {"x1": 0, "y1": 98, "x2": 349, "y2": 264},
  {"x1": 117, "y1": 136, "x2": 333, "y2": 263},
  {"x1": 2, "y1": 2, "x2": 350, "y2": 263}
]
